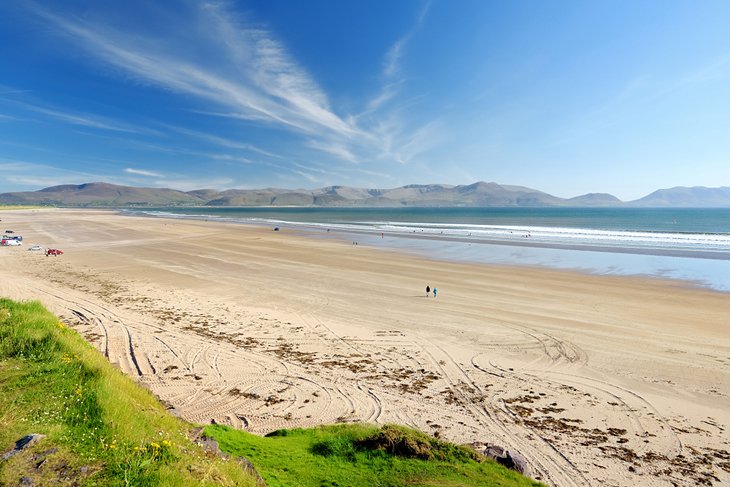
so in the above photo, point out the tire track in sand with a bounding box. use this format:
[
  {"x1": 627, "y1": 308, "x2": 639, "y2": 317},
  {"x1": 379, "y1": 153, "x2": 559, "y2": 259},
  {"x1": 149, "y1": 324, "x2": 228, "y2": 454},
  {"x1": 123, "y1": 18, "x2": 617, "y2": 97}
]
[
  {"x1": 543, "y1": 371, "x2": 683, "y2": 457},
  {"x1": 419, "y1": 337, "x2": 590, "y2": 487}
]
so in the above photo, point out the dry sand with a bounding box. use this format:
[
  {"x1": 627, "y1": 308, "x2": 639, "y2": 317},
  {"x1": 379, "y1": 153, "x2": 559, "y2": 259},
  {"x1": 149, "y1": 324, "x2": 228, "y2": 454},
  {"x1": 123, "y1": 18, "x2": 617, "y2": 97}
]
[{"x1": 1, "y1": 208, "x2": 728, "y2": 486}]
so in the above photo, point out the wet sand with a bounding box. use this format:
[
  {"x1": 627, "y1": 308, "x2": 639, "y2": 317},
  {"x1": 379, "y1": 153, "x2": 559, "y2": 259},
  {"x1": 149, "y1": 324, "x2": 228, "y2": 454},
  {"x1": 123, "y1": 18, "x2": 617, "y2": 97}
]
[{"x1": 1, "y1": 208, "x2": 728, "y2": 486}]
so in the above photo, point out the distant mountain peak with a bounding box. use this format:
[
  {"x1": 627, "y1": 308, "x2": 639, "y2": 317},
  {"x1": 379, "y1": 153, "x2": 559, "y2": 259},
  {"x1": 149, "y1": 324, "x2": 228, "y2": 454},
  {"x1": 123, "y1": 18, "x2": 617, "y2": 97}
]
[
  {"x1": 568, "y1": 193, "x2": 623, "y2": 206},
  {"x1": 630, "y1": 186, "x2": 730, "y2": 207}
]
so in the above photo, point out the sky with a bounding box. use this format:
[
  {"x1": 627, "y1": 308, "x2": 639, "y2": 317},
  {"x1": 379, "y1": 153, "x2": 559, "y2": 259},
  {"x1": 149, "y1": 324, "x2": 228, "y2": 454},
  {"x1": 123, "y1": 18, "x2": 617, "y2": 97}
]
[{"x1": 1, "y1": 1, "x2": 729, "y2": 200}]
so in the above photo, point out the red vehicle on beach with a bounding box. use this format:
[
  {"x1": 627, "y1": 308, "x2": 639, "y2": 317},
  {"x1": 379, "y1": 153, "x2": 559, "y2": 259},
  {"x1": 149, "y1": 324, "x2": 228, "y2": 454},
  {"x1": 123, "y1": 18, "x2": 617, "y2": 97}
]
[{"x1": 45, "y1": 249, "x2": 64, "y2": 256}]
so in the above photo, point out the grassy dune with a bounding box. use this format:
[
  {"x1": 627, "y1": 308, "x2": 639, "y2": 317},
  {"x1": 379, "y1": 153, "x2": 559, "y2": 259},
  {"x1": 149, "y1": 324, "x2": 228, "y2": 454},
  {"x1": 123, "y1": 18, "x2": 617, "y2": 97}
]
[
  {"x1": 207, "y1": 423, "x2": 544, "y2": 487},
  {"x1": 0, "y1": 298, "x2": 543, "y2": 486}
]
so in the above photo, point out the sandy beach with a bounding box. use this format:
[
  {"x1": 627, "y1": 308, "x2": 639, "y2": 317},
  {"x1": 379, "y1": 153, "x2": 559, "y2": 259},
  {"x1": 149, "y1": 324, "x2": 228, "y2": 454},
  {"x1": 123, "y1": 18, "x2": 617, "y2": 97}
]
[{"x1": 1, "y1": 208, "x2": 728, "y2": 486}]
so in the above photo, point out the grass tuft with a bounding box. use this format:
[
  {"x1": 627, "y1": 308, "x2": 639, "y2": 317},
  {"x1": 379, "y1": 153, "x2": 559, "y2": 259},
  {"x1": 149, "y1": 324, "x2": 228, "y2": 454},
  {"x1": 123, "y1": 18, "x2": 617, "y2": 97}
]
[{"x1": 356, "y1": 423, "x2": 480, "y2": 462}]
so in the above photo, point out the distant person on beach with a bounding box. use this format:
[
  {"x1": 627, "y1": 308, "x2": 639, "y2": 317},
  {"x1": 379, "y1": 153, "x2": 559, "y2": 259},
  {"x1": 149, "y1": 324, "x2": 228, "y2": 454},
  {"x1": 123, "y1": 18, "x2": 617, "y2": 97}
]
[
  {"x1": 433, "y1": 287, "x2": 438, "y2": 298},
  {"x1": 426, "y1": 285, "x2": 430, "y2": 297}
]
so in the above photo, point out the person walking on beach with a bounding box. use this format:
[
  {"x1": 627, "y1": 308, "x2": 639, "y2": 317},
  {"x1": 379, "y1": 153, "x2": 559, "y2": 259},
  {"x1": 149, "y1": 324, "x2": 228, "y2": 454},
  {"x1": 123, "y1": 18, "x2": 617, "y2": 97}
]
[
  {"x1": 433, "y1": 287, "x2": 438, "y2": 298},
  {"x1": 426, "y1": 285, "x2": 430, "y2": 297}
]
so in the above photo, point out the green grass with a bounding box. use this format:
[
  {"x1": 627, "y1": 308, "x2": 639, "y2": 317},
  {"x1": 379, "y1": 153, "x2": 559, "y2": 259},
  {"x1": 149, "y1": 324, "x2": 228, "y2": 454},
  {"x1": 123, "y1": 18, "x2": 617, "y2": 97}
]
[
  {"x1": 0, "y1": 298, "x2": 257, "y2": 486},
  {"x1": 206, "y1": 423, "x2": 545, "y2": 487}
]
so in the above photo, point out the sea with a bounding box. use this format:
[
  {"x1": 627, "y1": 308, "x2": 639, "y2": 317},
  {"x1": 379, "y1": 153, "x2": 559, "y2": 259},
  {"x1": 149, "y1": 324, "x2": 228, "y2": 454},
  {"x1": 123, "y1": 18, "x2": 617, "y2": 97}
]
[{"x1": 123, "y1": 207, "x2": 730, "y2": 292}]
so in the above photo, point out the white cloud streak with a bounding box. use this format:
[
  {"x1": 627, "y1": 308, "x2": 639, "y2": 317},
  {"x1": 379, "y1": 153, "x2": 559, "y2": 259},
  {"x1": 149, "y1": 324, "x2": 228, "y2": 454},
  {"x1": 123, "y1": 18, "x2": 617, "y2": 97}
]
[
  {"x1": 33, "y1": 3, "x2": 358, "y2": 139},
  {"x1": 306, "y1": 140, "x2": 359, "y2": 164},
  {"x1": 6, "y1": 100, "x2": 158, "y2": 135},
  {"x1": 27, "y1": 105, "x2": 134, "y2": 132},
  {"x1": 162, "y1": 124, "x2": 281, "y2": 158},
  {"x1": 0, "y1": 85, "x2": 31, "y2": 96},
  {"x1": 124, "y1": 167, "x2": 162, "y2": 177},
  {"x1": 290, "y1": 169, "x2": 319, "y2": 184},
  {"x1": 23, "y1": 1, "x2": 441, "y2": 184},
  {"x1": 367, "y1": 0, "x2": 430, "y2": 113},
  {"x1": 383, "y1": 38, "x2": 407, "y2": 79}
]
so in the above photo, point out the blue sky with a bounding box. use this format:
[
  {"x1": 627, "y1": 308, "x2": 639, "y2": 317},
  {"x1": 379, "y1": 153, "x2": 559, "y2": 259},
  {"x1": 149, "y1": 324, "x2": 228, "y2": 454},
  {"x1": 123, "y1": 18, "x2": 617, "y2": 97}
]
[{"x1": 1, "y1": 1, "x2": 729, "y2": 200}]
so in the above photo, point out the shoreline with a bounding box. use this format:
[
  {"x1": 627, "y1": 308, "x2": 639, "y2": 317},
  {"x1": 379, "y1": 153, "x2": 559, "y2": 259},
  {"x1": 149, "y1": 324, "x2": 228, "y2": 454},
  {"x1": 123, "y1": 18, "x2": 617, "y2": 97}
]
[
  {"x1": 128, "y1": 209, "x2": 730, "y2": 292},
  {"x1": 1, "y1": 208, "x2": 728, "y2": 486}
]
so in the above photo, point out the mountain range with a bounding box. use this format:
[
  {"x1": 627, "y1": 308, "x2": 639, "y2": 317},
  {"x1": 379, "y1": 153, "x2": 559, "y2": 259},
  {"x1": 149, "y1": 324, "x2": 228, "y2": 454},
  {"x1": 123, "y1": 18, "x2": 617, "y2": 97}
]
[{"x1": 1, "y1": 182, "x2": 730, "y2": 208}]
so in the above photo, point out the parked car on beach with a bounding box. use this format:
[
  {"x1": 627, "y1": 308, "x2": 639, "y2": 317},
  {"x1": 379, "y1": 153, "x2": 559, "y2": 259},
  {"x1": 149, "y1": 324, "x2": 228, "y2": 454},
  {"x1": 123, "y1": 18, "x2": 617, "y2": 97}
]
[
  {"x1": 28, "y1": 245, "x2": 43, "y2": 251},
  {"x1": 1, "y1": 239, "x2": 21, "y2": 246}
]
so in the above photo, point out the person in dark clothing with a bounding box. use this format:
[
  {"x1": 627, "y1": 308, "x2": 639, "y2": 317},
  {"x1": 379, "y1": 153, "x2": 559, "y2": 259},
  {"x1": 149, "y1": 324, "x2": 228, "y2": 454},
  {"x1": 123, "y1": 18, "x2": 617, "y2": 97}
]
[{"x1": 426, "y1": 285, "x2": 430, "y2": 297}]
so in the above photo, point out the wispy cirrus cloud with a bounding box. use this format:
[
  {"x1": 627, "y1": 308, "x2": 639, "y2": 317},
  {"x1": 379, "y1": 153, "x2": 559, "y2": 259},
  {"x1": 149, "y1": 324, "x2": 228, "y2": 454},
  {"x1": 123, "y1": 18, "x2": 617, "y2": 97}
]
[
  {"x1": 208, "y1": 154, "x2": 253, "y2": 164},
  {"x1": 31, "y1": 3, "x2": 357, "y2": 138},
  {"x1": 373, "y1": 114, "x2": 444, "y2": 165},
  {"x1": 383, "y1": 38, "x2": 407, "y2": 80},
  {"x1": 24, "y1": 104, "x2": 151, "y2": 134},
  {"x1": 74, "y1": 134, "x2": 259, "y2": 166},
  {"x1": 23, "y1": 1, "x2": 440, "y2": 182},
  {"x1": 0, "y1": 85, "x2": 31, "y2": 96},
  {"x1": 290, "y1": 169, "x2": 320, "y2": 184},
  {"x1": 124, "y1": 167, "x2": 162, "y2": 177},
  {"x1": 161, "y1": 124, "x2": 281, "y2": 158},
  {"x1": 367, "y1": 0, "x2": 431, "y2": 113},
  {"x1": 306, "y1": 140, "x2": 359, "y2": 164},
  {"x1": 1, "y1": 95, "x2": 157, "y2": 135}
]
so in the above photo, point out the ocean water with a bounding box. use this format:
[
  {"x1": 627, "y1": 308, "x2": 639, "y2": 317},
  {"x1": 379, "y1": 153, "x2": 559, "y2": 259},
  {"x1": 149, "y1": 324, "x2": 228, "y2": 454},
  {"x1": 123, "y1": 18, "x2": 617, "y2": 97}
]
[{"x1": 124, "y1": 207, "x2": 730, "y2": 292}]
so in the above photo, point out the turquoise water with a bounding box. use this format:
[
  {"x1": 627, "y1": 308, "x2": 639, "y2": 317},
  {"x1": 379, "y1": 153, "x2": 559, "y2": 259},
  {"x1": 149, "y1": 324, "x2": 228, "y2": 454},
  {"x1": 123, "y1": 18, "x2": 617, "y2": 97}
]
[
  {"x1": 125, "y1": 207, "x2": 730, "y2": 291},
  {"x1": 127, "y1": 207, "x2": 730, "y2": 233}
]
